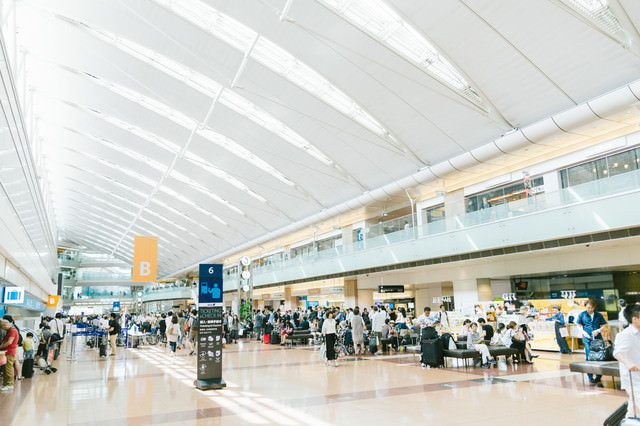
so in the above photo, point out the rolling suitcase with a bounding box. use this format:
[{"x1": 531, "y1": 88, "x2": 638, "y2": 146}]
[
  {"x1": 271, "y1": 331, "x2": 281, "y2": 345},
  {"x1": 421, "y1": 338, "x2": 444, "y2": 368},
  {"x1": 22, "y1": 358, "x2": 34, "y2": 379},
  {"x1": 622, "y1": 372, "x2": 640, "y2": 425},
  {"x1": 99, "y1": 334, "x2": 108, "y2": 357},
  {"x1": 263, "y1": 333, "x2": 271, "y2": 344}
]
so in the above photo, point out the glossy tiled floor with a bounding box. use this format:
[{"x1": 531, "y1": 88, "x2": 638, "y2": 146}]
[{"x1": 0, "y1": 338, "x2": 627, "y2": 425}]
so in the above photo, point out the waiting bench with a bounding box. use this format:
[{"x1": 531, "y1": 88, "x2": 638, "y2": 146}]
[
  {"x1": 288, "y1": 328, "x2": 313, "y2": 345},
  {"x1": 569, "y1": 361, "x2": 620, "y2": 388},
  {"x1": 443, "y1": 346, "x2": 520, "y2": 368}
]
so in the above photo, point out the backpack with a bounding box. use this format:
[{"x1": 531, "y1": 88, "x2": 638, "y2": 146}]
[
  {"x1": 588, "y1": 339, "x2": 609, "y2": 361},
  {"x1": 421, "y1": 326, "x2": 438, "y2": 341},
  {"x1": 14, "y1": 326, "x2": 23, "y2": 346}
]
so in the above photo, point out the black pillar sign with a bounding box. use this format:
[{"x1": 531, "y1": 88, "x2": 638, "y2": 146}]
[{"x1": 194, "y1": 264, "x2": 226, "y2": 390}]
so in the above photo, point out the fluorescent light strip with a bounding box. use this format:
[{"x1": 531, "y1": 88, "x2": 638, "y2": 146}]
[
  {"x1": 58, "y1": 15, "x2": 333, "y2": 165},
  {"x1": 153, "y1": 0, "x2": 400, "y2": 148},
  {"x1": 316, "y1": 0, "x2": 486, "y2": 110}
]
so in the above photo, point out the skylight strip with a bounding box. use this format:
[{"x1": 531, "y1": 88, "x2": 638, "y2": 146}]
[
  {"x1": 66, "y1": 196, "x2": 134, "y2": 228},
  {"x1": 316, "y1": 0, "x2": 487, "y2": 111},
  {"x1": 60, "y1": 98, "x2": 181, "y2": 153},
  {"x1": 144, "y1": 208, "x2": 188, "y2": 232},
  {"x1": 149, "y1": 198, "x2": 216, "y2": 233},
  {"x1": 195, "y1": 127, "x2": 295, "y2": 187},
  {"x1": 152, "y1": 0, "x2": 401, "y2": 148},
  {"x1": 61, "y1": 208, "x2": 129, "y2": 234},
  {"x1": 153, "y1": 0, "x2": 255, "y2": 52},
  {"x1": 182, "y1": 151, "x2": 266, "y2": 202},
  {"x1": 56, "y1": 15, "x2": 336, "y2": 168},
  {"x1": 169, "y1": 169, "x2": 244, "y2": 215},
  {"x1": 158, "y1": 185, "x2": 227, "y2": 226},
  {"x1": 64, "y1": 64, "x2": 297, "y2": 188},
  {"x1": 559, "y1": 0, "x2": 625, "y2": 40},
  {"x1": 66, "y1": 147, "x2": 159, "y2": 188},
  {"x1": 60, "y1": 126, "x2": 167, "y2": 172},
  {"x1": 53, "y1": 167, "x2": 147, "y2": 206},
  {"x1": 61, "y1": 149, "x2": 156, "y2": 196}
]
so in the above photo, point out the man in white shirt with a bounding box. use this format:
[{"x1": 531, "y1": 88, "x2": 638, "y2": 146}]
[
  {"x1": 48, "y1": 313, "x2": 66, "y2": 360},
  {"x1": 413, "y1": 307, "x2": 434, "y2": 331},
  {"x1": 614, "y1": 304, "x2": 640, "y2": 418},
  {"x1": 371, "y1": 307, "x2": 387, "y2": 354},
  {"x1": 435, "y1": 305, "x2": 450, "y2": 329}
]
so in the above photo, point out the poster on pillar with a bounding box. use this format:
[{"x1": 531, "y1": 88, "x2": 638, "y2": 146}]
[{"x1": 132, "y1": 236, "x2": 158, "y2": 282}]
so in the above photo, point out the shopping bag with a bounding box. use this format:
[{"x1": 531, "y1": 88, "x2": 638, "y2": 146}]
[
  {"x1": 319, "y1": 343, "x2": 326, "y2": 360},
  {"x1": 559, "y1": 327, "x2": 569, "y2": 338}
]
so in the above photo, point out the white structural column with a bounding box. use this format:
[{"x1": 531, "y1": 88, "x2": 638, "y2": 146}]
[
  {"x1": 444, "y1": 190, "x2": 465, "y2": 231},
  {"x1": 453, "y1": 279, "x2": 479, "y2": 310},
  {"x1": 344, "y1": 279, "x2": 357, "y2": 309},
  {"x1": 357, "y1": 288, "x2": 374, "y2": 309}
]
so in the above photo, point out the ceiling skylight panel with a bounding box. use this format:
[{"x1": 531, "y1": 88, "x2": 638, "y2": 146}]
[
  {"x1": 82, "y1": 72, "x2": 198, "y2": 129},
  {"x1": 252, "y1": 37, "x2": 398, "y2": 139},
  {"x1": 158, "y1": 185, "x2": 227, "y2": 226},
  {"x1": 559, "y1": 0, "x2": 625, "y2": 40},
  {"x1": 153, "y1": 0, "x2": 256, "y2": 51},
  {"x1": 169, "y1": 169, "x2": 244, "y2": 215},
  {"x1": 60, "y1": 126, "x2": 167, "y2": 172},
  {"x1": 316, "y1": 0, "x2": 486, "y2": 110},
  {"x1": 182, "y1": 151, "x2": 266, "y2": 202},
  {"x1": 71, "y1": 149, "x2": 159, "y2": 188},
  {"x1": 196, "y1": 127, "x2": 296, "y2": 187},
  {"x1": 153, "y1": 0, "x2": 399, "y2": 148},
  {"x1": 59, "y1": 99, "x2": 181, "y2": 153},
  {"x1": 219, "y1": 90, "x2": 333, "y2": 165}
]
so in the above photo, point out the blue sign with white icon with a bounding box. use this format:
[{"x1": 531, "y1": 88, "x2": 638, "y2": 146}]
[
  {"x1": 113, "y1": 301, "x2": 121, "y2": 313},
  {"x1": 199, "y1": 264, "x2": 223, "y2": 305},
  {"x1": 3, "y1": 287, "x2": 24, "y2": 304}
]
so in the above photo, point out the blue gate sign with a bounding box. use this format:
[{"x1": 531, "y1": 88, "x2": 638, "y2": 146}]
[{"x1": 199, "y1": 264, "x2": 223, "y2": 305}]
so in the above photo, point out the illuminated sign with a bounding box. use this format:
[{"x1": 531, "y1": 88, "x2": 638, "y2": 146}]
[{"x1": 3, "y1": 287, "x2": 24, "y2": 304}]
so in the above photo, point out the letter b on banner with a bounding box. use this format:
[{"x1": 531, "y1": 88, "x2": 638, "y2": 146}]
[{"x1": 133, "y1": 236, "x2": 158, "y2": 282}]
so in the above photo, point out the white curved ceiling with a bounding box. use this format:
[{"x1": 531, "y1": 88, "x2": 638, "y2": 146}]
[{"x1": 7, "y1": 0, "x2": 640, "y2": 276}]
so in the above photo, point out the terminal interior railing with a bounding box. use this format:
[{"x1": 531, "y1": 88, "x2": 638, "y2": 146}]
[{"x1": 247, "y1": 168, "x2": 640, "y2": 282}]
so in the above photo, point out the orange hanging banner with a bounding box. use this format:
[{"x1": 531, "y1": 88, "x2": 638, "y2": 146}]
[
  {"x1": 133, "y1": 236, "x2": 158, "y2": 282},
  {"x1": 45, "y1": 295, "x2": 60, "y2": 307}
]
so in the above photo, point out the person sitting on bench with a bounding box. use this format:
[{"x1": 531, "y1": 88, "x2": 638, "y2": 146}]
[{"x1": 467, "y1": 323, "x2": 497, "y2": 368}]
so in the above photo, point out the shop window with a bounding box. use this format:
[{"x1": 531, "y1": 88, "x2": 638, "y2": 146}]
[
  {"x1": 607, "y1": 150, "x2": 636, "y2": 177},
  {"x1": 422, "y1": 204, "x2": 445, "y2": 224},
  {"x1": 465, "y1": 176, "x2": 544, "y2": 214},
  {"x1": 560, "y1": 147, "x2": 640, "y2": 188}
]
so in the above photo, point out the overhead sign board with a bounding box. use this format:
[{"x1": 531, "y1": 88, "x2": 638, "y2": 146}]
[
  {"x1": 113, "y1": 301, "x2": 121, "y2": 313},
  {"x1": 3, "y1": 287, "x2": 24, "y2": 304},
  {"x1": 133, "y1": 236, "x2": 158, "y2": 282},
  {"x1": 377, "y1": 285, "x2": 405, "y2": 293}
]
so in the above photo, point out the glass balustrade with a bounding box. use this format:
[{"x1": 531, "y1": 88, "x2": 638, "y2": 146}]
[{"x1": 252, "y1": 168, "x2": 640, "y2": 276}]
